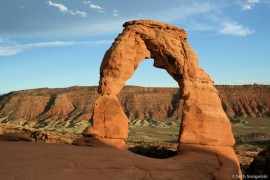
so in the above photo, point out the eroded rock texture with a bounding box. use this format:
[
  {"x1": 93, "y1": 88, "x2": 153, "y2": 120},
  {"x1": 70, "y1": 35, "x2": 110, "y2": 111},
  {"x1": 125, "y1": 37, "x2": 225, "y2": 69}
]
[
  {"x1": 81, "y1": 20, "x2": 242, "y2": 178},
  {"x1": 1, "y1": 85, "x2": 269, "y2": 125},
  {"x1": 0, "y1": 19, "x2": 238, "y2": 178},
  {"x1": 84, "y1": 20, "x2": 235, "y2": 147}
]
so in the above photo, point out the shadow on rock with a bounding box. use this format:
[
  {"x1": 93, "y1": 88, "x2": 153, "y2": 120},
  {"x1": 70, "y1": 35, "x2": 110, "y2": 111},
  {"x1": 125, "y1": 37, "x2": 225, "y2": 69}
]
[
  {"x1": 245, "y1": 144, "x2": 270, "y2": 179},
  {"x1": 128, "y1": 144, "x2": 178, "y2": 159}
]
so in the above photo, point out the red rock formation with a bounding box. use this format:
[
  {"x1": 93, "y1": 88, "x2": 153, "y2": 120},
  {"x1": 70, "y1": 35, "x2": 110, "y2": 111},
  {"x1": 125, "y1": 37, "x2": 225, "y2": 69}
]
[
  {"x1": 0, "y1": 86, "x2": 99, "y2": 123},
  {"x1": 85, "y1": 20, "x2": 235, "y2": 146},
  {"x1": 0, "y1": 85, "x2": 269, "y2": 124},
  {"x1": 218, "y1": 85, "x2": 270, "y2": 118},
  {"x1": 0, "y1": 124, "x2": 71, "y2": 143},
  {"x1": 81, "y1": 20, "x2": 241, "y2": 178}
]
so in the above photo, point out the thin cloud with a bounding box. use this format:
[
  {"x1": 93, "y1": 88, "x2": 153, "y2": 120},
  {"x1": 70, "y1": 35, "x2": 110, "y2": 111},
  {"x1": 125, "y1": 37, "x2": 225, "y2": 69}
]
[
  {"x1": 113, "y1": 10, "x2": 119, "y2": 17},
  {"x1": 70, "y1": 10, "x2": 87, "y2": 17},
  {"x1": 154, "y1": 2, "x2": 219, "y2": 23},
  {"x1": 247, "y1": 0, "x2": 260, "y2": 3},
  {"x1": 242, "y1": 4, "x2": 253, "y2": 10},
  {"x1": 219, "y1": 21, "x2": 254, "y2": 36},
  {"x1": 84, "y1": 1, "x2": 105, "y2": 13},
  {"x1": 48, "y1": 1, "x2": 87, "y2": 17},
  {"x1": 139, "y1": 2, "x2": 254, "y2": 37},
  {"x1": 90, "y1": 4, "x2": 102, "y2": 10},
  {"x1": 83, "y1": 1, "x2": 91, "y2": 5},
  {"x1": 185, "y1": 20, "x2": 215, "y2": 31},
  {"x1": 241, "y1": 0, "x2": 260, "y2": 10},
  {"x1": 48, "y1": 1, "x2": 68, "y2": 13},
  {"x1": 0, "y1": 40, "x2": 112, "y2": 56}
]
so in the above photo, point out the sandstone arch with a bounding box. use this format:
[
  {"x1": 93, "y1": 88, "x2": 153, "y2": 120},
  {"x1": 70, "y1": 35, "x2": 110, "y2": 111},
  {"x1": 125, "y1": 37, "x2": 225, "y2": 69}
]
[{"x1": 83, "y1": 20, "x2": 235, "y2": 149}]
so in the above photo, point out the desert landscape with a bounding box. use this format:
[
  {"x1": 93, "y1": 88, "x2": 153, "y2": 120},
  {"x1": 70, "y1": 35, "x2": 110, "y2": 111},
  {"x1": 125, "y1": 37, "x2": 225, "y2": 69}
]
[
  {"x1": 1, "y1": 85, "x2": 270, "y2": 173},
  {"x1": 1, "y1": 1, "x2": 270, "y2": 179},
  {"x1": 0, "y1": 19, "x2": 269, "y2": 179}
]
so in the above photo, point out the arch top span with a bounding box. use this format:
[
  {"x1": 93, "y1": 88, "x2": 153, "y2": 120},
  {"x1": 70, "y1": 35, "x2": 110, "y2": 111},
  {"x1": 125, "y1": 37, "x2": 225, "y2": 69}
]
[
  {"x1": 83, "y1": 20, "x2": 235, "y2": 149},
  {"x1": 98, "y1": 20, "x2": 211, "y2": 95}
]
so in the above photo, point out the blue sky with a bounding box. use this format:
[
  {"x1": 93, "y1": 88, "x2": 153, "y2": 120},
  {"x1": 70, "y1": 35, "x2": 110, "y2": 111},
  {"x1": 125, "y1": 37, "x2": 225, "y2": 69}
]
[{"x1": 0, "y1": 0, "x2": 270, "y2": 94}]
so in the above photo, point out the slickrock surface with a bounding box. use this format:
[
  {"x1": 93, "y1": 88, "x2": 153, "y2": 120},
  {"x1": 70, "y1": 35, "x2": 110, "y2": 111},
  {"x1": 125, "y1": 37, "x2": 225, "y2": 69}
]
[{"x1": 0, "y1": 142, "x2": 240, "y2": 180}]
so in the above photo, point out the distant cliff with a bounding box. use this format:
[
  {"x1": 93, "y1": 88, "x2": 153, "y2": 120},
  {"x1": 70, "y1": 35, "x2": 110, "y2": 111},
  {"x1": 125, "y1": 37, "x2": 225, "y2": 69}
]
[
  {"x1": 218, "y1": 85, "x2": 270, "y2": 118},
  {"x1": 0, "y1": 85, "x2": 269, "y2": 125}
]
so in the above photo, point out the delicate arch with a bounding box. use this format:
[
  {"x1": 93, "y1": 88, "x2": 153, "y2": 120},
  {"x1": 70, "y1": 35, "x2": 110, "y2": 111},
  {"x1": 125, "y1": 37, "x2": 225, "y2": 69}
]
[{"x1": 83, "y1": 20, "x2": 235, "y2": 148}]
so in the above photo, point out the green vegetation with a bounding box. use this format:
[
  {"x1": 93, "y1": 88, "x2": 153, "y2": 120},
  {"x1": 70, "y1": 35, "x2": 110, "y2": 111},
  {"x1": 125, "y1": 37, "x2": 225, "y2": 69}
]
[
  {"x1": 2, "y1": 116, "x2": 270, "y2": 164},
  {"x1": 0, "y1": 118, "x2": 90, "y2": 136},
  {"x1": 126, "y1": 118, "x2": 270, "y2": 172},
  {"x1": 128, "y1": 118, "x2": 180, "y2": 144},
  {"x1": 127, "y1": 118, "x2": 270, "y2": 149},
  {"x1": 231, "y1": 118, "x2": 270, "y2": 152}
]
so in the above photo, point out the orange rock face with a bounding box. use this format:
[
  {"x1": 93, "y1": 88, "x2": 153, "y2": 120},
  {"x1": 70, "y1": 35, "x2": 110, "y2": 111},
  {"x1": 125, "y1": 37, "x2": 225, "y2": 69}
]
[
  {"x1": 84, "y1": 95, "x2": 128, "y2": 139},
  {"x1": 82, "y1": 20, "x2": 242, "y2": 178},
  {"x1": 86, "y1": 20, "x2": 235, "y2": 146}
]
